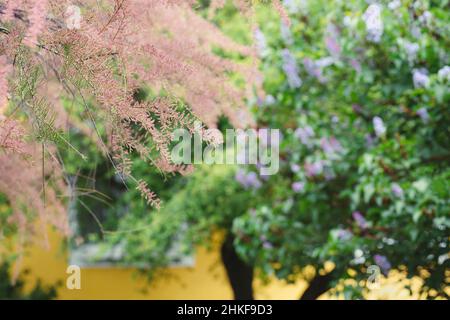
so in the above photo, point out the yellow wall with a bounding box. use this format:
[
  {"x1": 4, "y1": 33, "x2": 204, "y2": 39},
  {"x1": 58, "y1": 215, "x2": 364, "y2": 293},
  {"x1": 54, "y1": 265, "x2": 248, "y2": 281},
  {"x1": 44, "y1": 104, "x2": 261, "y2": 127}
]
[{"x1": 18, "y1": 229, "x2": 425, "y2": 300}]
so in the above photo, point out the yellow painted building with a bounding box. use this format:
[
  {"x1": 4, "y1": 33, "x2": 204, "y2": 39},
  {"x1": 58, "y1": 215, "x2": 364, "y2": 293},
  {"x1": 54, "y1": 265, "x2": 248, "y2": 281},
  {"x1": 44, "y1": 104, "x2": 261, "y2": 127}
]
[{"x1": 16, "y1": 228, "x2": 427, "y2": 300}]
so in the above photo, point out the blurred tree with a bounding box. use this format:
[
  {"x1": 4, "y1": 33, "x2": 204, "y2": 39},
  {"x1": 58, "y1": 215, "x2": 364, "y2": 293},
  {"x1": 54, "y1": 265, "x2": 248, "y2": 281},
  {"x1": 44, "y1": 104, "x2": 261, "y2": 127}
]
[
  {"x1": 0, "y1": 261, "x2": 59, "y2": 299},
  {"x1": 115, "y1": 0, "x2": 449, "y2": 299}
]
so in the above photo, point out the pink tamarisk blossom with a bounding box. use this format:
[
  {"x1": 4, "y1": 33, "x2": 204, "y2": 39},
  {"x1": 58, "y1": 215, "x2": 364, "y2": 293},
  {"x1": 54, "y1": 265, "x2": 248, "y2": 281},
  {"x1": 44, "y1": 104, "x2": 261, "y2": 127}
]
[
  {"x1": 0, "y1": 55, "x2": 12, "y2": 109},
  {"x1": 23, "y1": 0, "x2": 48, "y2": 47}
]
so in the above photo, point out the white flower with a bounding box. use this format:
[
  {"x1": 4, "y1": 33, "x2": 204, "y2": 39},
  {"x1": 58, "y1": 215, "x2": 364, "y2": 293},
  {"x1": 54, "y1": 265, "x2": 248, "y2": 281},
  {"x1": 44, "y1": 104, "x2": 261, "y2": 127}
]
[
  {"x1": 283, "y1": 0, "x2": 302, "y2": 14},
  {"x1": 373, "y1": 116, "x2": 386, "y2": 137},
  {"x1": 254, "y1": 28, "x2": 268, "y2": 58},
  {"x1": 437, "y1": 66, "x2": 450, "y2": 81},
  {"x1": 363, "y1": 4, "x2": 384, "y2": 43},
  {"x1": 410, "y1": 25, "x2": 422, "y2": 39},
  {"x1": 388, "y1": 0, "x2": 401, "y2": 10},
  {"x1": 413, "y1": 68, "x2": 430, "y2": 88},
  {"x1": 418, "y1": 11, "x2": 432, "y2": 25},
  {"x1": 401, "y1": 40, "x2": 419, "y2": 64}
]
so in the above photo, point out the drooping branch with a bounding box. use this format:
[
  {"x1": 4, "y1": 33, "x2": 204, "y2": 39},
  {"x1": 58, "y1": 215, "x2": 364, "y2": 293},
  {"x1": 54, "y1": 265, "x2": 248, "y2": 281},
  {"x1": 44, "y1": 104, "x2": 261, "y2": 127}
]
[{"x1": 299, "y1": 271, "x2": 335, "y2": 300}]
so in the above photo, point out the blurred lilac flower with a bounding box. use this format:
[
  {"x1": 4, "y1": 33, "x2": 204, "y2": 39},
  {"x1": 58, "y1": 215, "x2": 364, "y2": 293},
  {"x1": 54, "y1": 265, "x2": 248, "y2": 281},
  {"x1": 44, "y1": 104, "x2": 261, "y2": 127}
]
[
  {"x1": 290, "y1": 163, "x2": 301, "y2": 173},
  {"x1": 350, "y1": 59, "x2": 362, "y2": 73},
  {"x1": 402, "y1": 40, "x2": 419, "y2": 64},
  {"x1": 374, "y1": 254, "x2": 392, "y2": 275},
  {"x1": 263, "y1": 241, "x2": 274, "y2": 250},
  {"x1": 303, "y1": 57, "x2": 332, "y2": 83},
  {"x1": 321, "y1": 137, "x2": 343, "y2": 155},
  {"x1": 418, "y1": 11, "x2": 432, "y2": 26},
  {"x1": 353, "y1": 211, "x2": 368, "y2": 230},
  {"x1": 363, "y1": 4, "x2": 383, "y2": 43},
  {"x1": 331, "y1": 115, "x2": 340, "y2": 124},
  {"x1": 294, "y1": 126, "x2": 315, "y2": 146},
  {"x1": 265, "y1": 94, "x2": 276, "y2": 105},
  {"x1": 326, "y1": 23, "x2": 339, "y2": 39},
  {"x1": 246, "y1": 172, "x2": 262, "y2": 189},
  {"x1": 352, "y1": 104, "x2": 363, "y2": 113},
  {"x1": 413, "y1": 68, "x2": 430, "y2": 88},
  {"x1": 292, "y1": 181, "x2": 305, "y2": 193},
  {"x1": 235, "y1": 169, "x2": 262, "y2": 190},
  {"x1": 391, "y1": 183, "x2": 404, "y2": 198},
  {"x1": 373, "y1": 116, "x2": 386, "y2": 137},
  {"x1": 325, "y1": 36, "x2": 341, "y2": 58},
  {"x1": 365, "y1": 134, "x2": 375, "y2": 148},
  {"x1": 235, "y1": 169, "x2": 248, "y2": 186},
  {"x1": 282, "y1": 49, "x2": 302, "y2": 89},
  {"x1": 388, "y1": 0, "x2": 400, "y2": 10},
  {"x1": 410, "y1": 25, "x2": 421, "y2": 39},
  {"x1": 303, "y1": 58, "x2": 323, "y2": 79},
  {"x1": 280, "y1": 22, "x2": 293, "y2": 45},
  {"x1": 254, "y1": 28, "x2": 268, "y2": 57},
  {"x1": 438, "y1": 66, "x2": 450, "y2": 81},
  {"x1": 336, "y1": 229, "x2": 353, "y2": 241},
  {"x1": 256, "y1": 96, "x2": 264, "y2": 107},
  {"x1": 283, "y1": 0, "x2": 301, "y2": 14},
  {"x1": 305, "y1": 161, "x2": 323, "y2": 177},
  {"x1": 317, "y1": 57, "x2": 334, "y2": 67},
  {"x1": 416, "y1": 107, "x2": 429, "y2": 123}
]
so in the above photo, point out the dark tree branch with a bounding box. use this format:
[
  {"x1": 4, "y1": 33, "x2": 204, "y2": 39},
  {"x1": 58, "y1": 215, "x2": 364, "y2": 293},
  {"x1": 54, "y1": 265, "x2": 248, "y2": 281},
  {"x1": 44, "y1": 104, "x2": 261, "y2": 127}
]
[
  {"x1": 299, "y1": 271, "x2": 335, "y2": 300},
  {"x1": 220, "y1": 234, "x2": 254, "y2": 300}
]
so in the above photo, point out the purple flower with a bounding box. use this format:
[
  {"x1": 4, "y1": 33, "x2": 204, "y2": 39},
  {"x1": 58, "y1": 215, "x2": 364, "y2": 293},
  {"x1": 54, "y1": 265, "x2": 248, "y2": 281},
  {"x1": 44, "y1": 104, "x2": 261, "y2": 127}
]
[
  {"x1": 336, "y1": 229, "x2": 353, "y2": 241},
  {"x1": 373, "y1": 116, "x2": 386, "y2": 137},
  {"x1": 235, "y1": 169, "x2": 262, "y2": 190},
  {"x1": 416, "y1": 107, "x2": 429, "y2": 123},
  {"x1": 290, "y1": 163, "x2": 301, "y2": 173},
  {"x1": 262, "y1": 241, "x2": 274, "y2": 249},
  {"x1": 294, "y1": 126, "x2": 314, "y2": 146},
  {"x1": 282, "y1": 49, "x2": 302, "y2": 89},
  {"x1": 321, "y1": 137, "x2": 343, "y2": 155},
  {"x1": 413, "y1": 68, "x2": 430, "y2": 88},
  {"x1": 352, "y1": 104, "x2": 363, "y2": 113},
  {"x1": 374, "y1": 254, "x2": 392, "y2": 275},
  {"x1": 391, "y1": 183, "x2": 404, "y2": 198},
  {"x1": 246, "y1": 172, "x2": 262, "y2": 189},
  {"x1": 363, "y1": 4, "x2": 383, "y2": 43},
  {"x1": 303, "y1": 58, "x2": 330, "y2": 83},
  {"x1": 292, "y1": 181, "x2": 305, "y2": 193},
  {"x1": 365, "y1": 134, "x2": 375, "y2": 148},
  {"x1": 353, "y1": 211, "x2": 368, "y2": 230},
  {"x1": 305, "y1": 161, "x2": 323, "y2": 177},
  {"x1": 303, "y1": 58, "x2": 323, "y2": 79},
  {"x1": 235, "y1": 169, "x2": 248, "y2": 186},
  {"x1": 418, "y1": 11, "x2": 432, "y2": 26},
  {"x1": 402, "y1": 40, "x2": 419, "y2": 64},
  {"x1": 325, "y1": 36, "x2": 341, "y2": 58},
  {"x1": 350, "y1": 59, "x2": 362, "y2": 73},
  {"x1": 254, "y1": 28, "x2": 268, "y2": 57}
]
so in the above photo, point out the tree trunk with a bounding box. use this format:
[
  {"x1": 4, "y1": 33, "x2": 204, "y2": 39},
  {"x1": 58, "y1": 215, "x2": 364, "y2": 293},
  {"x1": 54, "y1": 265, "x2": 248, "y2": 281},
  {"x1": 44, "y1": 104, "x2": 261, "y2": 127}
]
[
  {"x1": 299, "y1": 272, "x2": 334, "y2": 300},
  {"x1": 220, "y1": 234, "x2": 254, "y2": 300}
]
